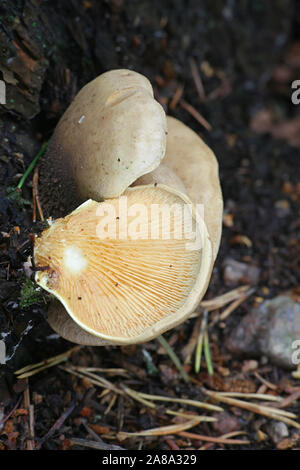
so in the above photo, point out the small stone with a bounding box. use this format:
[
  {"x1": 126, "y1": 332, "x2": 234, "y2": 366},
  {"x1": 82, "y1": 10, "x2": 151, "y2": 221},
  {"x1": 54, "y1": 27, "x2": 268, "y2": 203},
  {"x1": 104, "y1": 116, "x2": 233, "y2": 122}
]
[
  {"x1": 267, "y1": 421, "x2": 289, "y2": 445},
  {"x1": 223, "y1": 258, "x2": 260, "y2": 286},
  {"x1": 211, "y1": 411, "x2": 241, "y2": 435},
  {"x1": 159, "y1": 364, "x2": 179, "y2": 386},
  {"x1": 274, "y1": 199, "x2": 290, "y2": 217},
  {"x1": 226, "y1": 293, "x2": 300, "y2": 369}
]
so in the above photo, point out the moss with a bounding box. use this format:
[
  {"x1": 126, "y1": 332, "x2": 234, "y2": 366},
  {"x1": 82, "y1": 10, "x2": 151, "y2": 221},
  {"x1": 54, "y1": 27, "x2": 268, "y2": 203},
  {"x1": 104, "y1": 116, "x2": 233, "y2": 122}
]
[
  {"x1": 6, "y1": 186, "x2": 31, "y2": 209},
  {"x1": 19, "y1": 278, "x2": 49, "y2": 309}
]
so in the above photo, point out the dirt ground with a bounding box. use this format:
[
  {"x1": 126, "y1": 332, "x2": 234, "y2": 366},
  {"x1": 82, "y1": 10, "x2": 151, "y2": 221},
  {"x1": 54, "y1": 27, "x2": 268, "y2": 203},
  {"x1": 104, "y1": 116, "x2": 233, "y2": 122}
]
[{"x1": 0, "y1": 0, "x2": 300, "y2": 450}]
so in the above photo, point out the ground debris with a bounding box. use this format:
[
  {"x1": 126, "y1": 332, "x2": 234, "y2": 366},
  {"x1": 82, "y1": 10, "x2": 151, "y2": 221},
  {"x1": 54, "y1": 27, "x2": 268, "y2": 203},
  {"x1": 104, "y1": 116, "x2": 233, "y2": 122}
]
[
  {"x1": 226, "y1": 293, "x2": 300, "y2": 369},
  {"x1": 0, "y1": 0, "x2": 299, "y2": 451}
]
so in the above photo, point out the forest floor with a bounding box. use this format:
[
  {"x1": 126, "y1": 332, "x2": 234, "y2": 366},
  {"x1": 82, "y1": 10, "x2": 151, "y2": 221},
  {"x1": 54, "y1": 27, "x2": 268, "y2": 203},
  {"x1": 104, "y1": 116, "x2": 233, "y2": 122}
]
[{"x1": 0, "y1": 0, "x2": 299, "y2": 450}]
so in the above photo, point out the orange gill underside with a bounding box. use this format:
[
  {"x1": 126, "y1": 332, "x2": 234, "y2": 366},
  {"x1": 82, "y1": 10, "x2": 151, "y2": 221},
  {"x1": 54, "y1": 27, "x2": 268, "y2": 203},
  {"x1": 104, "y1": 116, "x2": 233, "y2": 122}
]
[{"x1": 34, "y1": 186, "x2": 202, "y2": 339}]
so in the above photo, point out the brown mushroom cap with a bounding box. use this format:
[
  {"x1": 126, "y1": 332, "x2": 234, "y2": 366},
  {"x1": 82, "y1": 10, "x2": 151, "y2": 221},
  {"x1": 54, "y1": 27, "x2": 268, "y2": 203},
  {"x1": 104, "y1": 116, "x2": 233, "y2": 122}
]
[
  {"x1": 34, "y1": 184, "x2": 213, "y2": 345},
  {"x1": 39, "y1": 69, "x2": 167, "y2": 217},
  {"x1": 136, "y1": 116, "x2": 223, "y2": 259}
]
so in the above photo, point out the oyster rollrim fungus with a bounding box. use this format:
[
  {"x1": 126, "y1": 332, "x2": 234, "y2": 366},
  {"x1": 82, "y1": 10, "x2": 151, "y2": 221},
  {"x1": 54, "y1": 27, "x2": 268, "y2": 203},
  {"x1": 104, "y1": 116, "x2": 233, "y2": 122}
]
[
  {"x1": 135, "y1": 116, "x2": 223, "y2": 260},
  {"x1": 38, "y1": 69, "x2": 167, "y2": 217},
  {"x1": 34, "y1": 185, "x2": 213, "y2": 345},
  {"x1": 34, "y1": 69, "x2": 223, "y2": 345}
]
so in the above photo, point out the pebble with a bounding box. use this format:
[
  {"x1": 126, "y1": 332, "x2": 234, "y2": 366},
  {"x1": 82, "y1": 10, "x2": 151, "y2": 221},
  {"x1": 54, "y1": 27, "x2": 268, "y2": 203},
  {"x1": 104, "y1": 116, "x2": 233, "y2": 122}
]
[
  {"x1": 223, "y1": 258, "x2": 260, "y2": 286},
  {"x1": 226, "y1": 293, "x2": 300, "y2": 369},
  {"x1": 267, "y1": 421, "x2": 289, "y2": 445},
  {"x1": 274, "y1": 199, "x2": 290, "y2": 217},
  {"x1": 211, "y1": 411, "x2": 241, "y2": 435}
]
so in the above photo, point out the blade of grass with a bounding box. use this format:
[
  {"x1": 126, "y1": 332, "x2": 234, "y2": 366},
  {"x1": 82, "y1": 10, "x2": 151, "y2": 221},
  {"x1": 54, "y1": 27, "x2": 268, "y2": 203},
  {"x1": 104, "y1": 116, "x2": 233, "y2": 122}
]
[
  {"x1": 17, "y1": 141, "x2": 48, "y2": 190},
  {"x1": 157, "y1": 335, "x2": 189, "y2": 383},
  {"x1": 203, "y1": 389, "x2": 300, "y2": 429},
  {"x1": 195, "y1": 331, "x2": 204, "y2": 374},
  {"x1": 195, "y1": 309, "x2": 208, "y2": 373},
  {"x1": 204, "y1": 330, "x2": 214, "y2": 375},
  {"x1": 74, "y1": 367, "x2": 129, "y2": 377}
]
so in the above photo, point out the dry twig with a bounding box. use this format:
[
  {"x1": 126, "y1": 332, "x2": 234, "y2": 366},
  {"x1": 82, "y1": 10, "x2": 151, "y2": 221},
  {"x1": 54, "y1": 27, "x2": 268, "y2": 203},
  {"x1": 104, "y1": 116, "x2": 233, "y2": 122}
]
[
  {"x1": 277, "y1": 389, "x2": 300, "y2": 409},
  {"x1": 36, "y1": 398, "x2": 76, "y2": 449},
  {"x1": 32, "y1": 167, "x2": 44, "y2": 222},
  {"x1": 169, "y1": 85, "x2": 184, "y2": 110},
  {"x1": 189, "y1": 58, "x2": 206, "y2": 101},
  {"x1": 190, "y1": 285, "x2": 253, "y2": 316},
  {"x1": 117, "y1": 417, "x2": 203, "y2": 440},
  {"x1": 180, "y1": 100, "x2": 212, "y2": 131},
  {"x1": 157, "y1": 335, "x2": 190, "y2": 383}
]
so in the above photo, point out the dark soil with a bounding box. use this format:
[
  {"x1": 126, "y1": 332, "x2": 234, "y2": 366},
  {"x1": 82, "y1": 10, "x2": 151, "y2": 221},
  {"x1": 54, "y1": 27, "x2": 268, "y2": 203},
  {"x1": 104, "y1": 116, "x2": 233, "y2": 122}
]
[{"x1": 0, "y1": 0, "x2": 299, "y2": 450}]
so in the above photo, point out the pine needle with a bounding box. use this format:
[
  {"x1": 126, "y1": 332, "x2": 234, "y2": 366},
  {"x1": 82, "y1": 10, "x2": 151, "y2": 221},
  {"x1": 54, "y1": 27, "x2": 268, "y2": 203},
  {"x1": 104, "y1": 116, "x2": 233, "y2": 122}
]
[
  {"x1": 166, "y1": 409, "x2": 216, "y2": 423},
  {"x1": 117, "y1": 417, "x2": 203, "y2": 440},
  {"x1": 14, "y1": 346, "x2": 80, "y2": 379},
  {"x1": 216, "y1": 392, "x2": 281, "y2": 402},
  {"x1": 203, "y1": 389, "x2": 300, "y2": 430},
  {"x1": 137, "y1": 391, "x2": 223, "y2": 412},
  {"x1": 179, "y1": 430, "x2": 250, "y2": 446},
  {"x1": 60, "y1": 365, "x2": 122, "y2": 395},
  {"x1": 190, "y1": 285, "x2": 252, "y2": 317},
  {"x1": 180, "y1": 100, "x2": 212, "y2": 131}
]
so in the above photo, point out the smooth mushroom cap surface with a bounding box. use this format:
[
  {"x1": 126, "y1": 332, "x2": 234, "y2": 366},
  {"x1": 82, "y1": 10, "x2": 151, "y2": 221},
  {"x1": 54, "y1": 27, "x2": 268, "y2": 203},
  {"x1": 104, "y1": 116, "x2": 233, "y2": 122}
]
[
  {"x1": 47, "y1": 300, "x2": 111, "y2": 346},
  {"x1": 133, "y1": 163, "x2": 187, "y2": 194},
  {"x1": 137, "y1": 116, "x2": 223, "y2": 259},
  {"x1": 39, "y1": 69, "x2": 167, "y2": 217},
  {"x1": 34, "y1": 184, "x2": 213, "y2": 345}
]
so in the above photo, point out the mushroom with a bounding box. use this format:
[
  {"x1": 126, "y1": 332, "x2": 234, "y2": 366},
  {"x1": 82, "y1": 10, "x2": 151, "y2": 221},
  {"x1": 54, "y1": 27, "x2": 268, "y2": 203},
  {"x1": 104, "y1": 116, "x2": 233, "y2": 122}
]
[
  {"x1": 134, "y1": 116, "x2": 223, "y2": 259},
  {"x1": 34, "y1": 70, "x2": 223, "y2": 345},
  {"x1": 34, "y1": 184, "x2": 213, "y2": 345},
  {"x1": 39, "y1": 69, "x2": 167, "y2": 217}
]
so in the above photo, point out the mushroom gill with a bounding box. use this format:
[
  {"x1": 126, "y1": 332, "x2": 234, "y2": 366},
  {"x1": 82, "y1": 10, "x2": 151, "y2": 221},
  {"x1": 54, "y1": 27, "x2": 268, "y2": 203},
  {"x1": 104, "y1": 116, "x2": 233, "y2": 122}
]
[{"x1": 34, "y1": 184, "x2": 213, "y2": 344}]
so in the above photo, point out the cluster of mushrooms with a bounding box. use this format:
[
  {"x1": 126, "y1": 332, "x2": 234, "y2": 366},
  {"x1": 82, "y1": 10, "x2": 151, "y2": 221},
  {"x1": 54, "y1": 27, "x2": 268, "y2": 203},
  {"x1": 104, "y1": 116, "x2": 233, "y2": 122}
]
[{"x1": 34, "y1": 69, "x2": 223, "y2": 346}]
